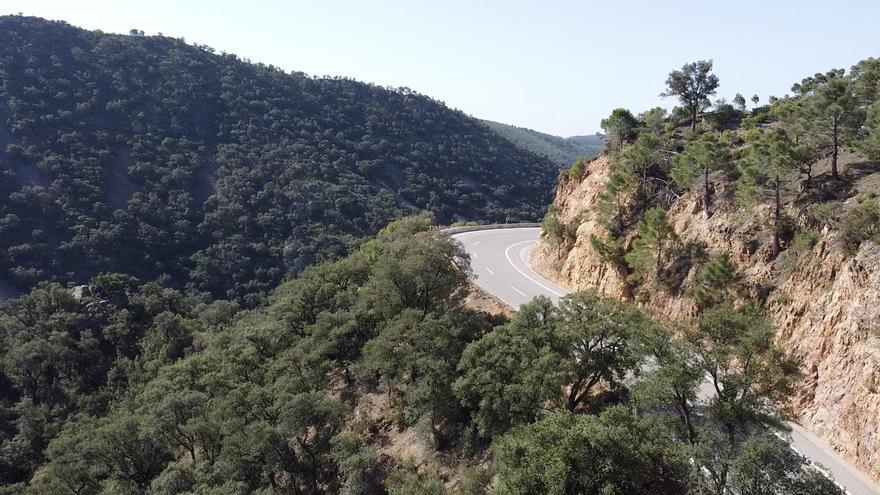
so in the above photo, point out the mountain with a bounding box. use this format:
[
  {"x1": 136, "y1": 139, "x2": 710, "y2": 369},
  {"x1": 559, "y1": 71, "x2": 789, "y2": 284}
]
[
  {"x1": 480, "y1": 120, "x2": 603, "y2": 165},
  {"x1": 0, "y1": 16, "x2": 558, "y2": 303}
]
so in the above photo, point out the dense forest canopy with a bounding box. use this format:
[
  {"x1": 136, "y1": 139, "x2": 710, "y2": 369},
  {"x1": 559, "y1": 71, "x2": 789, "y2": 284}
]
[{"x1": 0, "y1": 16, "x2": 558, "y2": 304}]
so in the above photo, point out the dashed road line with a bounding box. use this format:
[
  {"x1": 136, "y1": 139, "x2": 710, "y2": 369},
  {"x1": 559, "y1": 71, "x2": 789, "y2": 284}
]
[
  {"x1": 485, "y1": 267, "x2": 495, "y2": 275},
  {"x1": 511, "y1": 286, "x2": 527, "y2": 297}
]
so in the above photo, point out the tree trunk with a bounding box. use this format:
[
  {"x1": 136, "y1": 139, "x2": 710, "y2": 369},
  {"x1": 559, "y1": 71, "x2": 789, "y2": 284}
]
[
  {"x1": 615, "y1": 194, "x2": 624, "y2": 235},
  {"x1": 773, "y1": 175, "x2": 781, "y2": 256},
  {"x1": 831, "y1": 117, "x2": 840, "y2": 180},
  {"x1": 655, "y1": 239, "x2": 662, "y2": 277},
  {"x1": 703, "y1": 163, "x2": 711, "y2": 218},
  {"x1": 691, "y1": 105, "x2": 698, "y2": 131},
  {"x1": 677, "y1": 391, "x2": 697, "y2": 445}
]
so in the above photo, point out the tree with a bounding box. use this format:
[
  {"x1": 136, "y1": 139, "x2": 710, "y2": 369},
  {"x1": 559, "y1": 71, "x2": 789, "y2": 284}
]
[
  {"x1": 600, "y1": 108, "x2": 640, "y2": 151},
  {"x1": 332, "y1": 433, "x2": 380, "y2": 495},
  {"x1": 839, "y1": 198, "x2": 880, "y2": 256},
  {"x1": 690, "y1": 252, "x2": 739, "y2": 309},
  {"x1": 361, "y1": 235, "x2": 471, "y2": 317},
  {"x1": 639, "y1": 107, "x2": 668, "y2": 134},
  {"x1": 684, "y1": 304, "x2": 801, "y2": 495},
  {"x1": 792, "y1": 69, "x2": 863, "y2": 180},
  {"x1": 770, "y1": 96, "x2": 822, "y2": 189},
  {"x1": 861, "y1": 100, "x2": 880, "y2": 160},
  {"x1": 662, "y1": 60, "x2": 720, "y2": 131},
  {"x1": 751, "y1": 94, "x2": 760, "y2": 108},
  {"x1": 454, "y1": 298, "x2": 566, "y2": 437},
  {"x1": 593, "y1": 166, "x2": 632, "y2": 238},
  {"x1": 494, "y1": 407, "x2": 691, "y2": 495},
  {"x1": 688, "y1": 303, "x2": 799, "y2": 442},
  {"x1": 738, "y1": 129, "x2": 798, "y2": 255},
  {"x1": 541, "y1": 208, "x2": 580, "y2": 258},
  {"x1": 618, "y1": 132, "x2": 667, "y2": 214},
  {"x1": 387, "y1": 464, "x2": 447, "y2": 495},
  {"x1": 632, "y1": 324, "x2": 704, "y2": 445},
  {"x1": 849, "y1": 57, "x2": 880, "y2": 106},
  {"x1": 733, "y1": 93, "x2": 747, "y2": 112},
  {"x1": 625, "y1": 207, "x2": 676, "y2": 280},
  {"x1": 729, "y1": 434, "x2": 845, "y2": 495},
  {"x1": 672, "y1": 133, "x2": 730, "y2": 217},
  {"x1": 555, "y1": 291, "x2": 649, "y2": 411},
  {"x1": 359, "y1": 310, "x2": 481, "y2": 444},
  {"x1": 851, "y1": 58, "x2": 880, "y2": 159}
]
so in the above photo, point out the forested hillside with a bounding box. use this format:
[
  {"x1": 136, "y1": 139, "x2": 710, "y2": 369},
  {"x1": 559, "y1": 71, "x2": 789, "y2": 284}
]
[
  {"x1": 0, "y1": 16, "x2": 557, "y2": 303},
  {"x1": 0, "y1": 215, "x2": 840, "y2": 494},
  {"x1": 480, "y1": 120, "x2": 602, "y2": 165}
]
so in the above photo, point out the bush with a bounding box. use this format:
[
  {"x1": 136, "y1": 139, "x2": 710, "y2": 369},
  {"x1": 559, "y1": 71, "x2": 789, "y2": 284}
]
[
  {"x1": 705, "y1": 103, "x2": 744, "y2": 130},
  {"x1": 559, "y1": 158, "x2": 588, "y2": 181},
  {"x1": 840, "y1": 199, "x2": 880, "y2": 256},
  {"x1": 782, "y1": 229, "x2": 820, "y2": 272},
  {"x1": 805, "y1": 202, "x2": 839, "y2": 229}
]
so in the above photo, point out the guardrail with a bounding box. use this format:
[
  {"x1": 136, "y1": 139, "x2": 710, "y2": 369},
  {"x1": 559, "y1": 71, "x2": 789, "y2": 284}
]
[{"x1": 435, "y1": 223, "x2": 542, "y2": 236}]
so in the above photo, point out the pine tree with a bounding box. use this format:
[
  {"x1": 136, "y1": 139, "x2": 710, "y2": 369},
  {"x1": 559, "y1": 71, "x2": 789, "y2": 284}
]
[
  {"x1": 738, "y1": 129, "x2": 798, "y2": 256},
  {"x1": 671, "y1": 133, "x2": 730, "y2": 217},
  {"x1": 594, "y1": 166, "x2": 632, "y2": 237},
  {"x1": 691, "y1": 252, "x2": 739, "y2": 309},
  {"x1": 619, "y1": 132, "x2": 667, "y2": 215},
  {"x1": 625, "y1": 207, "x2": 676, "y2": 281},
  {"x1": 791, "y1": 70, "x2": 863, "y2": 180}
]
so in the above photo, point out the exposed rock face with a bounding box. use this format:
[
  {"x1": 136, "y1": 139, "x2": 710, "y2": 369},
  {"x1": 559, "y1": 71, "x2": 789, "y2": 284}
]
[
  {"x1": 771, "y1": 241, "x2": 880, "y2": 480},
  {"x1": 532, "y1": 154, "x2": 631, "y2": 299},
  {"x1": 533, "y1": 154, "x2": 880, "y2": 482}
]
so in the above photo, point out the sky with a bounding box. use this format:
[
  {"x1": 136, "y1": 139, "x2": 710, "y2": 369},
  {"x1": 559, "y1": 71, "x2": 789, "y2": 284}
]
[{"x1": 3, "y1": 0, "x2": 879, "y2": 137}]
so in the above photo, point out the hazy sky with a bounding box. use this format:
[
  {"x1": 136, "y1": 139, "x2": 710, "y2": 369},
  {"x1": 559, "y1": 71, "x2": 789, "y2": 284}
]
[{"x1": 3, "y1": 0, "x2": 879, "y2": 136}]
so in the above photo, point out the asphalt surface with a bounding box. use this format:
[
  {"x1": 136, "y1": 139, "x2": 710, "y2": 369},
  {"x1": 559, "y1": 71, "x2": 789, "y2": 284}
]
[{"x1": 451, "y1": 226, "x2": 880, "y2": 495}]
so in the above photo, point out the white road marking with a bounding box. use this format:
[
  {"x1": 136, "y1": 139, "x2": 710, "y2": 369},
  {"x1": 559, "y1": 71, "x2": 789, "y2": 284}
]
[
  {"x1": 474, "y1": 240, "x2": 481, "y2": 246},
  {"x1": 503, "y1": 240, "x2": 565, "y2": 297},
  {"x1": 511, "y1": 286, "x2": 527, "y2": 297},
  {"x1": 472, "y1": 252, "x2": 478, "y2": 258},
  {"x1": 485, "y1": 267, "x2": 495, "y2": 275}
]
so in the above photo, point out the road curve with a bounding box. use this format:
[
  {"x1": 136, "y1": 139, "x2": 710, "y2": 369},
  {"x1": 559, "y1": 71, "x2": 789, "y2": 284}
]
[{"x1": 451, "y1": 227, "x2": 880, "y2": 495}]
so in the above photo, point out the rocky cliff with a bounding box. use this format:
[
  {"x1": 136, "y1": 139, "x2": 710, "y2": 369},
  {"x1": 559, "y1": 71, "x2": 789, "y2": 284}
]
[{"x1": 533, "y1": 153, "x2": 880, "y2": 481}]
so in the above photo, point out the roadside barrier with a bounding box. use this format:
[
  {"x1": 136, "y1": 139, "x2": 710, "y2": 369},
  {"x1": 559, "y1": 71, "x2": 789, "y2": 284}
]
[{"x1": 435, "y1": 223, "x2": 541, "y2": 236}]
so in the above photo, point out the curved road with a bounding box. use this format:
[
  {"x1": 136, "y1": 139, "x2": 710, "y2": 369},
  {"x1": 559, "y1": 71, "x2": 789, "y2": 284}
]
[{"x1": 452, "y1": 227, "x2": 880, "y2": 495}]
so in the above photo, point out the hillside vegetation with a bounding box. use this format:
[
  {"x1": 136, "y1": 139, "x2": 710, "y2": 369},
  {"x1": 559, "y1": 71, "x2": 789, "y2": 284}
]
[
  {"x1": 0, "y1": 16, "x2": 557, "y2": 304},
  {"x1": 0, "y1": 215, "x2": 840, "y2": 495},
  {"x1": 537, "y1": 58, "x2": 880, "y2": 481},
  {"x1": 1, "y1": 15, "x2": 876, "y2": 495},
  {"x1": 480, "y1": 120, "x2": 602, "y2": 165}
]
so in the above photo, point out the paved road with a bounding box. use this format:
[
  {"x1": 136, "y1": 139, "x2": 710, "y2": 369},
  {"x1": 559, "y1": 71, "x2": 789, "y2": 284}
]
[
  {"x1": 451, "y1": 226, "x2": 880, "y2": 495},
  {"x1": 453, "y1": 227, "x2": 566, "y2": 307}
]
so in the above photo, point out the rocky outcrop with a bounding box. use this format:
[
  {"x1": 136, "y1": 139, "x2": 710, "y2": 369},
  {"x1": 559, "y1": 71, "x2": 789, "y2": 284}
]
[{"x1": 533, "y1": 154, "x2": 880, "y2": 481}]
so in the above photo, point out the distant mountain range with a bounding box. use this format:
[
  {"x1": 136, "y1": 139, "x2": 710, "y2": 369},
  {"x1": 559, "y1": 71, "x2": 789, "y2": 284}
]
[{"x1": 481, "y1": 120, "x2": 604, "y2": 166}]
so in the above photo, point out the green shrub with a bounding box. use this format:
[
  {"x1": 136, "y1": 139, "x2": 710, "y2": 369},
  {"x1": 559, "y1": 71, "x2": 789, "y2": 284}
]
[
  {"x1": 559, "y1": 158, "x2": 588, "y2": 182},
  {"x1": 543, "y1": 208, "x2": 564, "y2": 243},
  {"x1": 840, "y1": 199, "x2": 880, "y2": 256},
  {"x1": 806, "y1": 202, "x2": 839, "y2": 229},
  {"x1": 782, "y1": 229, "x2": 820, "y2": 272}
]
